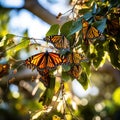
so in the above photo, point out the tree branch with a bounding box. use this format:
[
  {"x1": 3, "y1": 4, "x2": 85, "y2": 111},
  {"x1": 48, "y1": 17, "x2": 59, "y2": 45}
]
[
  {"x1": 24, "y1": 0, "x2": 63, "y2": 25},
  {"x1": 0, "y1": 0, "x2": 64, "y2": 25}
]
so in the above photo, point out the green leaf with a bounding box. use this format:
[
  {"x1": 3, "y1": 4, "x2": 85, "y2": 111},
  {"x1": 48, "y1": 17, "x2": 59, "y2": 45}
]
[
  {"x1": 92, "y1": 3, "x2": 97, "y2": 14},
  {"x1": 6, "y1": 34, "x2": 15, "y2": 39},
  {"x1": 62, "y1": 72, "x2": 71, "y2": 82},
  {"x1": 85, "y1": 0, "x2": 94, "y2": 6},
  {"x1": 80, "y1": 61, "x2": 91, "y2": 77},
  {"x1": 39, "y1": 88, "x2": 54, "y2": 106},
  {"x1": 83, "y1": 11, "x2": 93, "y2": 20},
  {"x1": 68, "y1": 17, "x2": 82, "y2": 36},
  {"x1": 93, "y1": 18, "x2": 106, "y2": 33},
  {"x1": 108, "y1": 41, "x2": 120, "y2": 69},
  {"x1": 79, "y1": 8, "x2": 91, "y2": 14},
  {"x1": 0, "y1": 36, "x2": 5, "y2": 47},
  {"x1": 6, "y1": 38, "x2": 30, "y2": 58},
  {"x1": 0, "y1": 34, "x2": 15, "y2": 47},
  {"x1": 78, "y1": 72, "x2": 89, "y2": 90},
  {"x1": 60, "y1": 20, "x2": 73, "y2": 37},
  {"x1": 62, "y1": 64, "x2": 71, "y2": 72},
  {"x1": 92, "y1": 41, "x2": 105, "y2": 69},
  {"x1": 93, "y1": 56, "x2": 103, "y2": 69},
  {"x1": 46, "y1": 24, "x2": 60, "y2": 36}
]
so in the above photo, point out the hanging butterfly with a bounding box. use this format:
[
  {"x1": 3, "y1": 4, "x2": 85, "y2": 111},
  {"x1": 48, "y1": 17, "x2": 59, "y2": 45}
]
[
  {"x1": 38, "y1": 69, "x2": 50, "y2": 87},
  {"x1": 0, "y1": 64, "x2": 9, "y2": 78},
  {"x1": 25, "y1": 51, "x2": 64, "y2": 71},
  {"x1": 39, "y1": 75, "x2": 50, "y2": 87},
  {"x1": 43, "y1": 35, "x2": 70, "y2": 50},
  {"x1": 82, "y1": 18, "x2": 100, "y2": 44},
  {"x1": 107, "y1": 18, "x2": 120, "y2": 36},
  {"x1": 66, "y1": 52, "x2": 84, "y2": 65},
  {"x1": 68, "y1": 65, "x2": 82, "y2": 79},
  {"x1": 38, "y1": 68, "x2": 49, "y2": 76}
]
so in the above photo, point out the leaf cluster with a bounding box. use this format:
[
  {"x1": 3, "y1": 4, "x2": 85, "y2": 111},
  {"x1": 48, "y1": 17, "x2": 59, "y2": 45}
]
[{"x1": 0, "y1": 0, "x2": 120, "y2": 119}]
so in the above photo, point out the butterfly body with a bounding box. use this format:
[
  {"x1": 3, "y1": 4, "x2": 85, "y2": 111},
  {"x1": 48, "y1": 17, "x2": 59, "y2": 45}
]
[
  {"x1": 68, "y1": 65, "x2": 82, "y2": 79},
  {"x1": 44, "y1": 35, "x2": 70, "y2": 50},
  {"x1": 82, "y1": 19, "x2": 100, "y2": 42},
  {"x1": 38, "y1": 69, "x2": 50, "y2": 87},
  {"x1": 66, "y1": 52, "x2": 83, "y2": 65},
  {"x1": 25, "y1": 51, "x2": 64, "y2": 71}
]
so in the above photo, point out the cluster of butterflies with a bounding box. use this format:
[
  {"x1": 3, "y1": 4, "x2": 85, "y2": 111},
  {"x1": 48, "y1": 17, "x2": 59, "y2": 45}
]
[
  {"x1": 24, "y1": 18, "x2": 101, "y2": 87},
  {"x1": 0, "y1": 18, "x2": 101, "y2": 87},
  {"x1": 25, "y1": 50, "x2": 83, "y2": 87}
]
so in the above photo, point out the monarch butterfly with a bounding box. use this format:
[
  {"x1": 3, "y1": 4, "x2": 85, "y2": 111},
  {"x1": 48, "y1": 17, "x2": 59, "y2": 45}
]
[
  {"x1": 0, "y1": 64, "x2": 9, "y2": 78},
  {"x1": 38, "y1": 68, "x2": 49, "y2": 76},
  {"x1": 82, "y1": 19, "x2": 100, "y2": 41},
  {"x1": 44, "y1": 35, "x2": 70, "y2": 50},
  {"x1": 38, "y1": 69, "x2": 50, "y2": 87},
  {"x1": 39, "y1": 75, "x2": 50, "y2": 87},
  {"x1": 66, "y1": 52, "x2": 84, "y2": 65},
  {"x1": 25, "y1": 51, "x2": 64, "y2": 70},
  {"x1": 68, "y1": 65, "x2": 82, "y2": 79},
  {"x1": 107, "y1": 18, "x2": 120, "y2": 36}
]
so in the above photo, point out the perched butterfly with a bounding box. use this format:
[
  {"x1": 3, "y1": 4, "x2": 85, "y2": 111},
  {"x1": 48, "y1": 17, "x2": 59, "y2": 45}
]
[
  {"x1": 68, "y1": 65, "x2": 82, "y2": 79},
  {"x1": 66, "y1": 52, "x2": 84, "y2": 65},
  {"x1": 38, "y1": 69, "x2": 50, "y2": 87},
  {"x1": 25, "y1": 51, "x2": 64, "y2": 70},
  {"x1": 40, "y1": 75, "x2": 50, "y2": 87},
  {"x1": 38, "y1": 69, "x2": 49, "y2": 76},
  {"x1": 0, "y1": 64, "x2": 9, "y2": 78},
  {"x1": 107, "y1": 18, "x2": 120, "y2": 36},
  {"x1": 82, "y1": 19, "x2": 100, "y2": 42},
  {"x1": 43, "y1": 35, "x2": 70, "y2": 50}
]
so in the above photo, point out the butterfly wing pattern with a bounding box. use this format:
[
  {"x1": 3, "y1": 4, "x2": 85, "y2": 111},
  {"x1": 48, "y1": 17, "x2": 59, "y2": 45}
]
[
  {"x1": 82, "y1": 19, "x2": 100, "y2": 41},
  {"x1": 68, "y1": 65, "x2": 82, "y2": 79},
  {"x1": 25, "y1": 51, "x2": 63, "y2": 70},
  {"x1": 38, "y1": 69, "x2": 50, "y2": 87},
  {"x1": 25, "y1": 34, "x2": 86, "y2": 87},
  {"x1": 66, "y1": 52, "x2": 83, "y2": 65},
  {"x1": 25, "y1": 51, "x2": 66, "y2": 87},
  {"x1": 44, "y1": 35, "x2": 70, "y2": 50}
]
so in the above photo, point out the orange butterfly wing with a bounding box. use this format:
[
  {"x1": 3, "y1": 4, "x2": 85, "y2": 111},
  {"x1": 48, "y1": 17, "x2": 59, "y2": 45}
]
[
  {"x1": 82, "y1": 19, "x2": 100, "y2": 40},
  {"x1": 66, "y1": 52, "x2": 83, "y2": 65},
  {"x1": 68, "y1": 65, "x2": 82, "y2": 79},
  {"x1": 25, "y1": 52, "x2": 46, "y2": 70},
  {"x1": 47, "y1": 52, "x2": 63, "y2": 68},
  {"x1": 44, "y1": 35, "x2": 70, "y2": 49},
  {"x1": 38, "y1": 69, "x2": 50, "y2": 87},
  {"x1": 38, "y1": 69, "x2": 49, "y2": 75},
  {"x1": 82, "y1": 19, "x2": 89, "y2": 40},
  {"x1": 25, "y1": 51, "x2": 63, "y2": 70},
  {"x1": 46, "y1": 35, "x2": 62, "y2": 43},
  {"x1": 87, "y1": 26, "x2": 100, "y2": 39},
  {"x1": 39, "y1": 75, "x2": 50, "y2": 87}
]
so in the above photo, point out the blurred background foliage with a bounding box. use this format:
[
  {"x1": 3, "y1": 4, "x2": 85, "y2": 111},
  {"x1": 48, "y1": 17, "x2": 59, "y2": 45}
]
[{"x1": 0, "y1": 0, "x2": 120, "y2": 120}]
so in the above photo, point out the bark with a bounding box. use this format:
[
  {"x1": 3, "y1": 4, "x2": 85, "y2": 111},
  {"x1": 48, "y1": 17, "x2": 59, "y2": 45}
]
[
  {"x1": 0, "y1": 0, "x2": 64, "y2": 25},
  {"x1": 24, "y1": 0, "x2": 63, "y2": 25}
]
